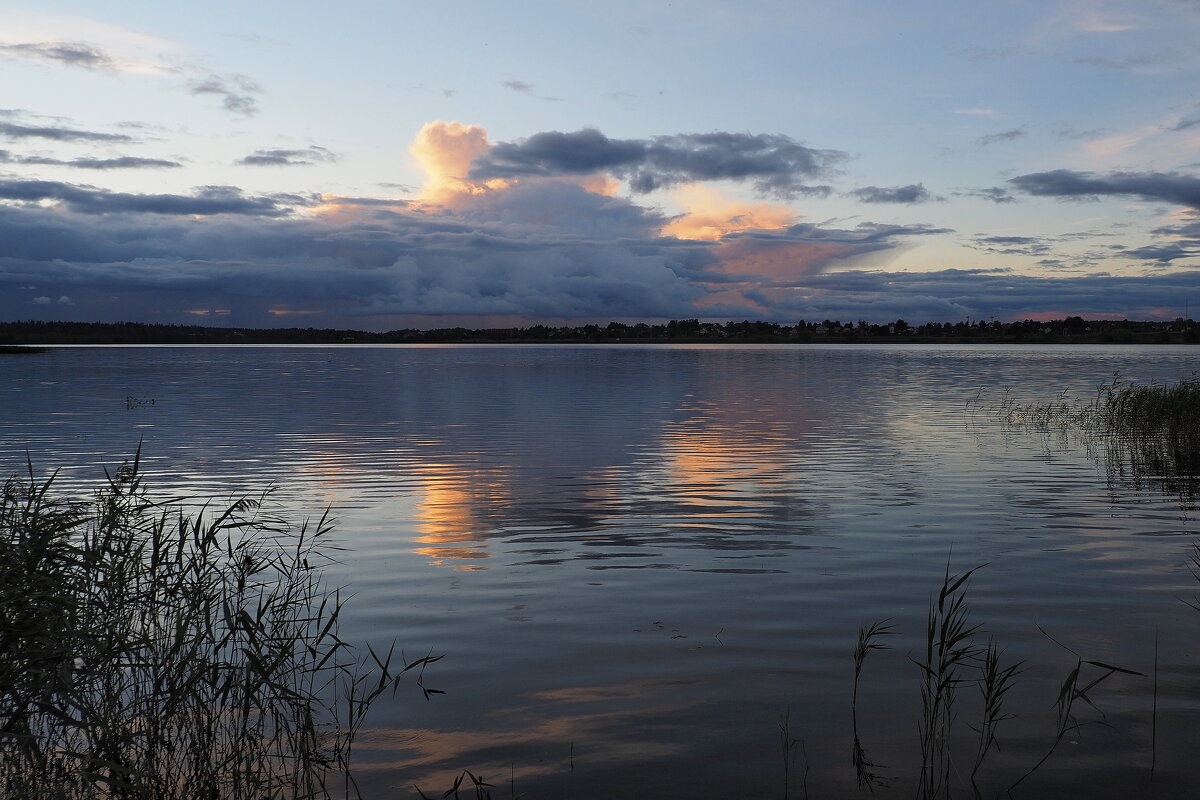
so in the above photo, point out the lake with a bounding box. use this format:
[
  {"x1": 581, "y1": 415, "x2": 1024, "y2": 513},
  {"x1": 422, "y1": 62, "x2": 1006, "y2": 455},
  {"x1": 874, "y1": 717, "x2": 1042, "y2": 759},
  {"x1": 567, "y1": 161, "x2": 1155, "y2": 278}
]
[{"x1": 4, "y1": 343, "x2": 1200, "y2": 799}]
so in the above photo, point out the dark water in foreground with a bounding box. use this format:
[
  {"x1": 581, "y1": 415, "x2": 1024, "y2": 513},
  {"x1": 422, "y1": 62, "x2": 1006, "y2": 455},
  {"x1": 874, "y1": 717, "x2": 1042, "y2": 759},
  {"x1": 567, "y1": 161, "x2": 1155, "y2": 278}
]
[{"x1": 4, "y1": 344, "x2": 1200, "y2": 798}]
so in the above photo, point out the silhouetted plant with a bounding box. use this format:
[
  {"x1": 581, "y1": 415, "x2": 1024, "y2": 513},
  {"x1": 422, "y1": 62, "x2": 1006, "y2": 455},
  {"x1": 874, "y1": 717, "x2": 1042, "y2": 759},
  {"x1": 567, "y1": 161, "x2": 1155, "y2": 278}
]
[
  {"x1": 989, "y1": 376, "x2": 1200, "y2": 507},
  {"x1": 0, "y1": 451, "x2": 439, "y2": 799},
  {"x1": 851, "y1": 619, "x2": 893, "y2": 791},
  {"x1": 914, "y1": 562, "x2": 985, "y2": 800}
]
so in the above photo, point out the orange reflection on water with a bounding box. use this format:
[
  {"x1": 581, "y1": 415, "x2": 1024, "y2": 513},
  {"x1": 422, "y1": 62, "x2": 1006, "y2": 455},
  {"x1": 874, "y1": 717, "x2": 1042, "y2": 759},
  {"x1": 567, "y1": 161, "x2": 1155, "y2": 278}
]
[
  {"x1": 411, "y1": 461, "x2": 510, "y2": 570},
  {"x1": 351, "y1": 679, "x2": 685, "y2": 791},
  {"x1": 647, "y1": 405, "x2": 807, "y2": 512}
]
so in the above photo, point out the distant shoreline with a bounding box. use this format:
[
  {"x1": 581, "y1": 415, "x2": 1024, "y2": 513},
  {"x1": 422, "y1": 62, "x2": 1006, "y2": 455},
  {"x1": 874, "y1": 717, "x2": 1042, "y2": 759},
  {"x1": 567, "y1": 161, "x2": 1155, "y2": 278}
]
[{"x1": 1, "y1": 318, "x2": 1197, "y2": 347}]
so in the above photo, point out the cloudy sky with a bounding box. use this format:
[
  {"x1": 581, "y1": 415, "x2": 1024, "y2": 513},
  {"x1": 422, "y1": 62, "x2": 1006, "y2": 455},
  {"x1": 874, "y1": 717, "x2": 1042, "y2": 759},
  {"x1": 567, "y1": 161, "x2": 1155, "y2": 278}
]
[{"x1": 3, "y1": 0, "x2": 1200, "y2": 329}]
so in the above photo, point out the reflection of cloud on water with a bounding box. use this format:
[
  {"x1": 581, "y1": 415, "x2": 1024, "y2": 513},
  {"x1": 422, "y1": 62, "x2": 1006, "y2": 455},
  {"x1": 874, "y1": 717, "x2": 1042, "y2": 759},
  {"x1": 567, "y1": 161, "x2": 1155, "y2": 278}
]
[
  {"x1": 5, "y1": 346, "x2": 874, "y2": 573},
  {"x1": 380, "y1": 350, "x2": 848, "y2": 571},
  {"x1": 352, "y1": 678, "x2": 691, "y2": 794},
  {"x1": 411, "y1": 461, "x2": 510, "y2": 569}
]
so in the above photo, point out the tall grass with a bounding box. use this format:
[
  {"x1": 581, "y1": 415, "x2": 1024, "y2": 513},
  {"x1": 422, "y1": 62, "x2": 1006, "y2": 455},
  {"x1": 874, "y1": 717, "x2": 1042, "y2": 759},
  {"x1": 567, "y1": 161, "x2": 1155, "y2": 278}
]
[
  {"x1": 993, "y1": 376, "x2": 1200, "y2": 505},
  {"x1": 914, "y1": 562, "x2": 985, "y2": 800},
  {"x1": 995, "y1": 375, "x2": 1200, "y2": 435},
  {"x1": 851, "y1": 619, "x2": 892, "y2": 791},
  {"x1": 846, "y1": 561, "x2": 1147, "y2": 800},
  {"x1": 0, "y1": 452, "x2": 437, "y2": 800},
  {"x1": 1098, "y1": 377, "x2": 1200, "y2": 439}
]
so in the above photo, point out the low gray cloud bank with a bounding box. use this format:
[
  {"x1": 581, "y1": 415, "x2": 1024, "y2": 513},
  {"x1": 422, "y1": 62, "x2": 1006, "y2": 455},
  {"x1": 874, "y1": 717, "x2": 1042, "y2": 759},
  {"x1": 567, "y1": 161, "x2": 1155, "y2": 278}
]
[{"x1": 1, "y1": 171, "x2": 1192, "y2": 328}]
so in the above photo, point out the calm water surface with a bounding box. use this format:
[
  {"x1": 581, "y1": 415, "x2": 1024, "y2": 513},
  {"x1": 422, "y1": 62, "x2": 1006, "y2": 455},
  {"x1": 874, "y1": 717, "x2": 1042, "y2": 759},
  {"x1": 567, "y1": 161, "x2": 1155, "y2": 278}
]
[{"x1": 4, "y1": 344, "x2": 1200, "y2": 798}]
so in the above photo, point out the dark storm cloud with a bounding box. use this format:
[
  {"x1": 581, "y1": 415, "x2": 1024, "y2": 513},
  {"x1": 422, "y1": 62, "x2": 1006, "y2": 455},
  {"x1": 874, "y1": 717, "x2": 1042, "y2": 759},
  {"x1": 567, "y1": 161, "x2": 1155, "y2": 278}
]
[
  {"x1": 0, "y1": 179, "x2": 290, "y2": 216},
  {"x1": 0, "y1": 150, "x2": 181, "y2": 169},
  {"x1": 0, "y1": 185, "x2": 731, "y2": 324},
  {"x1": 469, "y1": 128, "x2": 846, "y2": 199},
  {"x1": 189, "y1": 75, "x2": 260, "y2": 116},
  {"x1": 238, "y1": 146, "x2": 337, "y2": 166},
  {"x1": 1009, "y1": 169, "x2": 1200, "y2": 208},
  {"x1": 979, "y1": 127, "x2": 1026, "y2": 146},
  {"x1": 0, "y1": 41, "x2": 115, "y2": 69},
  {"x1": 5, "y1": 161, "x2": 1192, "y2": 327},
  {"x1": 848, "y1": 184, "x2": 931, "y2": 204},
  {"x1": 3, "y1": 184, "x2": 1198, "y2": 325},
  {"x1": 0, "y1": 176, "x2": 935, "y2": 325},
  {"x1": 0, "y1": 121, "x2": 134, "y2": 143}
]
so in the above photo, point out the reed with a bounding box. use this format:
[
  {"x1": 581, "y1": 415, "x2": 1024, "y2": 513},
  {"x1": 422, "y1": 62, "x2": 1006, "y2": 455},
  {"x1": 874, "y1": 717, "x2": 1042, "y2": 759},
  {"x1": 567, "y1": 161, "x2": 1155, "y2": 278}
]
[
  {"x1": 914, "y1": 562, "x2": 985, "y2": 800},
  {"x1": 1098, "y1": 376, "x2": 1200, "y2": 438},
  {"x1": 0, "y1": 451, "x2": 437, "y2": 800},
  {"x1": 1006, "y1": 629, "x2": 1144, "y2": 795},
  {"x1": 847, "y1": 561, "x2": 1143, "y2": 800},
  {"x1": 416, "y1": 769, "x2": 503, "y2": 800},
  {"x1": 851, "y1": 619, "x2": 893, "y2": 791},
  {"x1": 968, "y1": 639, "x2": 1022, "y2": 790},
  {"x1": 993, "y1": 376, "x2": 1200, "y2": 505},
  {"x1": 1189, "y1": 542, "x2": 1200, "y2": 612},
  {"x1": 996, "y1": 375, "x2": 1200, "y2": 436}
]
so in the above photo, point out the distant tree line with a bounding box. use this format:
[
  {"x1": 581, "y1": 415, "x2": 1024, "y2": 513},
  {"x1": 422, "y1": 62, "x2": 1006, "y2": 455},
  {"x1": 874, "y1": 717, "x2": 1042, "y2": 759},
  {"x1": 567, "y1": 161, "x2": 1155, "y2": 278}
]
[{"x1": 1, "y1": 316, "x2": 1197, "y2": 345}]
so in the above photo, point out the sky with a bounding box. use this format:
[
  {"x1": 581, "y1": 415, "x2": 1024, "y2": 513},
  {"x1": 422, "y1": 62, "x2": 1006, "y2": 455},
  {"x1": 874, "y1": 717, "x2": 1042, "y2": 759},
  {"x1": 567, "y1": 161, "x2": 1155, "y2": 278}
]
[{"x1": 2, "y1": 0, "x2": 1200, "y2": 330}]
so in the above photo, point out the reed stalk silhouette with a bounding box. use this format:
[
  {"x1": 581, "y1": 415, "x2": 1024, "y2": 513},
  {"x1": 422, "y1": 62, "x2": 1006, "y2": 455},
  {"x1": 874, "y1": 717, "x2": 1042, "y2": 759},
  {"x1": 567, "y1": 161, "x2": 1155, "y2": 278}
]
[
  {"x1": 851, "y1": 619, "x2": 893, "y2": 791},
  {"x1": 0, "y1": 450, "x2": 439, "y2": 799},
  {"x1": 914, "y1": 561, "x2": 985, "y2": 800}
]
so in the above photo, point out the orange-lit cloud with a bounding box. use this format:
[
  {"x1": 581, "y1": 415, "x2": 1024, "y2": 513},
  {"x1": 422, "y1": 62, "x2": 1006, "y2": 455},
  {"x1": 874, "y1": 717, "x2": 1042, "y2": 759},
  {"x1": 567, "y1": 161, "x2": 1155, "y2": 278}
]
[
  {"x1": 662, "y1": 185, "x2": 795, "y2": 241},
  {"x1": 410, "y1": 120, "x2": 508, "y2": 205},
  {"x1": 408, "y1": 121, "x2": 625, "y2": 209},
  {"x1": 304, "y1": 193, "x2": 412, "y2": 224},
  {"x1": 577, "y1": 173, "x2": 621, "y2": 197},
  {"x1": 714, "y1": 238, "x2": 867, "y2": 278}
]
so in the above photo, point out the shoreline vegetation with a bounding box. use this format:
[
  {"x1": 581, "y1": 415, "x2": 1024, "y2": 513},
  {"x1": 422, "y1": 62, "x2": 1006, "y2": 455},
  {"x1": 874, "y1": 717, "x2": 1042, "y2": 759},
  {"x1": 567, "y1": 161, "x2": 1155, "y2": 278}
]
[
  {"x1": 0, "y1": 454, "x2": 438, "y2": 800},
  {"x1": 995, "y1": 376, "x2": 1200, "y2": 507},
  {"x1": 1, "y1": 316, "x2": 1198, "y2": 346}
]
